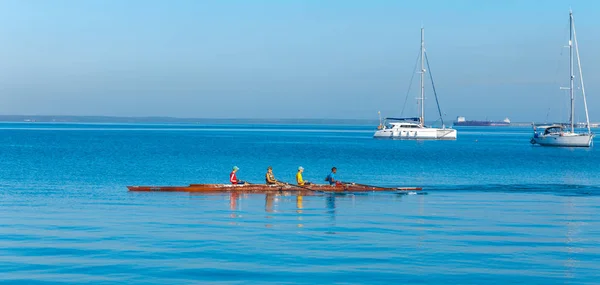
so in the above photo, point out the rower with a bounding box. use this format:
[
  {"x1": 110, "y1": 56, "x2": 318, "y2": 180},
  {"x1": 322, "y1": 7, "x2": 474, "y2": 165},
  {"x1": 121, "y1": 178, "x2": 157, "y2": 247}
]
[
  {"x1": 325, "y1": 167, "x2": 341, "y2": 186},
  {"x1": 296, "y1": 166, "x2": 311, "y2": 186},
  {"x1": 265, "y1": 166, "x2": 279, "y2": 185},
  {"x1": 229, "y1": 166, "x2": 246, "y2": 185}
]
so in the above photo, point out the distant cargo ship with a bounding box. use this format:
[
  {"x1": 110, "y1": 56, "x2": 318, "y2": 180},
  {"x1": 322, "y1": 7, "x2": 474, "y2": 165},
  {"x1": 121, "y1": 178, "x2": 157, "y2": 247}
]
[{"x1": 454, "y1": 116, "x2": 511, "y2": 126}]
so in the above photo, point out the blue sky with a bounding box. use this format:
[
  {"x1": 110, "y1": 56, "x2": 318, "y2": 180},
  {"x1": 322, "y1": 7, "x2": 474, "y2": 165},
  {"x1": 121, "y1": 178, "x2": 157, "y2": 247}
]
[{"x1": 0, "y1": 0, "x2": 598, "y2": 122}]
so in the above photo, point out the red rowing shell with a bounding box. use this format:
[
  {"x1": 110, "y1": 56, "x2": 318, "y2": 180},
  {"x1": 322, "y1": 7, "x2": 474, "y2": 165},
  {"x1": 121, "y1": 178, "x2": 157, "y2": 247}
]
[{"x1": 127, "y1": 183, "x2": 422, "y2": 193}]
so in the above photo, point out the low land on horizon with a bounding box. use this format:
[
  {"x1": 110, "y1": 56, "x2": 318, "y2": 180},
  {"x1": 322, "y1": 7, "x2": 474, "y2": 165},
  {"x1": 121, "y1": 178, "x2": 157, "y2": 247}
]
[
  {"x1": 0, "y1": 115, "x2": 596, "y2": 127},
  {"x1": 0, "y1": 115, "x2": 378, "y2": 125}
]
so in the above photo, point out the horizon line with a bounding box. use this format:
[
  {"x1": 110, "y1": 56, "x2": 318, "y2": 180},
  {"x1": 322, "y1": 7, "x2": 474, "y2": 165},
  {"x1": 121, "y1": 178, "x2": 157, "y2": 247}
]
[{"x1": 0, "y1": 114, "x2": 593, "y2": 125}]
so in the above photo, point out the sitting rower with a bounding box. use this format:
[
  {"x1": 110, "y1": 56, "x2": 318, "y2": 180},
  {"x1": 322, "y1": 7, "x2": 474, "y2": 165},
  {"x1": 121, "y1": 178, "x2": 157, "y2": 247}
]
[
  {"x1": 265, "y1": 166, "x2": 279, "y2": 185},
  {"x1": 325, "y1": 167, "x2": 342, "y2": 186},
  {"x1": 296, "y1": 166, "x2": 311, "y2": 186},
  {"x1": 229, "y1": 166, "x2": 246, "y2": 185}
]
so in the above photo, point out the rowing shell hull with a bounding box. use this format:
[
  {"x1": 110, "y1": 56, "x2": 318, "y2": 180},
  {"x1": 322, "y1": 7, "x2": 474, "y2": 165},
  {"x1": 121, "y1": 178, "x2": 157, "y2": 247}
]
[{"x1": 127, "y1": 184, "x2": 422, "y2": 193}]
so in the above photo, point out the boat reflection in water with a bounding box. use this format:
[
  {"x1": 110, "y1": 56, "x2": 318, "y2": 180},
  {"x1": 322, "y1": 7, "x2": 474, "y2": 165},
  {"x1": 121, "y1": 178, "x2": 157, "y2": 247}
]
[
  {"x1": 326, "y1": 194, "x2": 336, "y2": 223},
  {"x1": 296, "y1": 195, "x2": 304, "y2": 227},
  {"x1": 265, "y1": 193, "x2": 275, "y2": 213},
  {"x1": 296, "y1": 195, "x2": 303, "y2": 214},
  {"x1": 229, "y1": 192, "x2": 239, "y2": 210},
  {"x1": 229, "y1": 192, "x2": 238, "y2": 219},
  {"x1": 211, "y1": 191, "x2": 423, "y2": 229},
  {"x1": 190, "y1": 191, "x2": 427, "y2": 231}
]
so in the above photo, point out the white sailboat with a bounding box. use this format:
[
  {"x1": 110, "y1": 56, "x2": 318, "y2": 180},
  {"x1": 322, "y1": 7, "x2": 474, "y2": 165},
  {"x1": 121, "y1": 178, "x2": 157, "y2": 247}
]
[
  {"x1": 374, "y1": 28, "x2": 457, "y2": 140},
  {"x1": 531, "y1": 10, "x2": 594, "y2": 147}
]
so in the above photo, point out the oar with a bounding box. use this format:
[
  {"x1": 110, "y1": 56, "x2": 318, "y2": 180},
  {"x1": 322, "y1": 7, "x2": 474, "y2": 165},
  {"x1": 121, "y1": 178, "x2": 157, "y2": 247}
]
[
  {"x1": 340, "y1": 181, "x2": 394, "y2": 190},
  {"x1": 341, "y1": 181, "x2": 421, "y2": 191},
  {"x1": 281, "y1": 181, "x2": 323, "y2": 193}
]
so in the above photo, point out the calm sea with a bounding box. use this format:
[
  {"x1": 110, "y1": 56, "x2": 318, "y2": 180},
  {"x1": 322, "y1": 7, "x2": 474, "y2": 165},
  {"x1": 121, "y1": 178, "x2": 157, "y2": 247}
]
[{"x1": 1, "y1": 122, "x2": 598, "y2": 284}]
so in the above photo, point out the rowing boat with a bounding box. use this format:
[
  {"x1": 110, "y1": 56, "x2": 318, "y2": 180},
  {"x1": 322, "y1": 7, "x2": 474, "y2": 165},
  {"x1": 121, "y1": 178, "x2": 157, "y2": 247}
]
[{"x1": 127, "y1": 183, "x2": 422, "y2": 193}]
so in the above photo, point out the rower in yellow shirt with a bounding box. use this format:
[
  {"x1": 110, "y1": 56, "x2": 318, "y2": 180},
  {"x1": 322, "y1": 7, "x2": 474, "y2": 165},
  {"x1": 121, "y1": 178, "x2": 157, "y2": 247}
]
[{"x1": 296, "y1": 166, "x2": 311, "y2": 186}]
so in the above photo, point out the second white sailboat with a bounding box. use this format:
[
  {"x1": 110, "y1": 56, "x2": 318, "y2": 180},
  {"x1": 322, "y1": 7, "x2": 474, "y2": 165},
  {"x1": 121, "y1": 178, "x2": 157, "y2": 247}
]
[{"x1": 531, "y1": 10, "x2": 594, "y2": 147}]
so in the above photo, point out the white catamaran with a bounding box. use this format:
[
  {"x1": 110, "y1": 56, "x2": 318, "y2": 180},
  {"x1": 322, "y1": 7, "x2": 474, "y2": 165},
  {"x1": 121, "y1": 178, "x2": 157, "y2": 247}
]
[
  {"x1": 531, "y1": 10, "x2": 594, "y2": 147},
  {"x1": 374, "y1": 28, "x2": 456, "y2": 140}
]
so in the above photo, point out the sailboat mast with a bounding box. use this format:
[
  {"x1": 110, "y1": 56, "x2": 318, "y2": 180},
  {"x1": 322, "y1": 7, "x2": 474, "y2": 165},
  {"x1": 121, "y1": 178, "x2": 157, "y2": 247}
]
[
  {"x1": 420, "y1": 27, "x2": 425, "y2": 126},
  {"x1": 569, "y1": 10, "x2": 575, "y2": 133},
  {"x1": 572, "y1": 13, "x2": 592, "y2": 134}
]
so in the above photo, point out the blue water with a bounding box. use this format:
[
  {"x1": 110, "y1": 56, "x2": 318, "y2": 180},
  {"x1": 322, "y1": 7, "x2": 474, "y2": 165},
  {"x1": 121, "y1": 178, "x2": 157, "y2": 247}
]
[{"x1": 1, "y1": 122, "x2": 599, "y2": 284}]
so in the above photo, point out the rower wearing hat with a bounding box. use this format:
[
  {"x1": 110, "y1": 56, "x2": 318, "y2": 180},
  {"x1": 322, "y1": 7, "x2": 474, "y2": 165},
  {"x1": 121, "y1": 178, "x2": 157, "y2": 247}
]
[
  {"x1": 296, "y1": 166, "x2": 311, "y2": 186},
  {"x1": 229, "y1": 166, "x2": 246, "y2": 185},
  {"x1": 265, "y1": 166, "x2": 279, "y2": 185}
]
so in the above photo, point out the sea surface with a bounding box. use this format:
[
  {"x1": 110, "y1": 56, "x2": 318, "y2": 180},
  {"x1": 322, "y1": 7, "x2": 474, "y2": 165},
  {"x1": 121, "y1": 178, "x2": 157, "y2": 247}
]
[{"x1": 0, "y1": 122, "x2": 599, "y2": 284}]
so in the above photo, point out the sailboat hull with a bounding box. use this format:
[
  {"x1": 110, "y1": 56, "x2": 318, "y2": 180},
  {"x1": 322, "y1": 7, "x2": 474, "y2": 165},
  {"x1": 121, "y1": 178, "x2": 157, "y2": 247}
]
[
  {"x1": 531, "y1": 133, "x2": 594, "y2": 147},
  {"x1": 374, "y1": 127, "x2": 457, "y2": 140}
]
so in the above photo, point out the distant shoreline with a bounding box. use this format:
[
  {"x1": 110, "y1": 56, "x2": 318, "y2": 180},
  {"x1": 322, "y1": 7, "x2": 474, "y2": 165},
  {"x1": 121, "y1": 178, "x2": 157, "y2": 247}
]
[
  {"x1": 0, "y1": 115, "x2": 378, "y2": 125},
  {"x1": 0, "y1": 115, "x2": 595, "y2": 127}
]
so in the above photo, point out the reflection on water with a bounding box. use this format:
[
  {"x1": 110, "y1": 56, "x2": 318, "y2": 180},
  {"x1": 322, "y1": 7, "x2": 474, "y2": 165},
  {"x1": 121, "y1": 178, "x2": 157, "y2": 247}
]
[
  {"x1": 325, "y1": 194, "x2": 336, "y2": 212},
  {"x1": 326, "y1": 194, "x2": 336, "y2": 223},
  {"x1": 229, "y1": 192, "x2": 238, "y2": 210},
  {"x1": 265, "y1": 193, "x2": 275, "y2": 213},
  {"x1": 3, "y1": 188, "x2": 600, "y2": 285},
  {"x1": 296, "y1": 195, "x2": 303, "y2": 213},
  {"x1": 563, "y1": 196, "x2": 582, "y2": 281},
  {"x1": 226, "y1": 192, "x2": 413, "y2": 227},
  {"x1": 175, "y1": 191, "x2": 600, "y2": 284},
  {"x1": 296, "y1": 195, "x2": 304, "y2": 227},
  {"x1": 231, "y1": 192, "x2": 341, "y2": 226},
  {"x1": 229, "y1": 192, "x2": 242, "y2": 220}
]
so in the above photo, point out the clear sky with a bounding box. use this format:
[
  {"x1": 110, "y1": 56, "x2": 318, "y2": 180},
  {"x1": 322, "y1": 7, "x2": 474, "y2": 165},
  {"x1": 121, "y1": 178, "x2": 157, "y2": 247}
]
[{"x1": 0, "y1": 0, "x2": 598, "y2": 122}]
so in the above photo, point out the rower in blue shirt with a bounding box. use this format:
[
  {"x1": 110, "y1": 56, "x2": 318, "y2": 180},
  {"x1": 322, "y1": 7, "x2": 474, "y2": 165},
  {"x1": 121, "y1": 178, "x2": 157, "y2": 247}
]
[{"x1": 325, "y1": 167, "x2": 339, "y2": 185}]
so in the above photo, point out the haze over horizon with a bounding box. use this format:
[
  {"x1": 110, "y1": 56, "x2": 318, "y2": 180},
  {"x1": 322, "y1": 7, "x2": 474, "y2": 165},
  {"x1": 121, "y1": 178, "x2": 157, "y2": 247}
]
[{"x1": 1, "y1": 0, "x2": 599, "y2": 122}]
